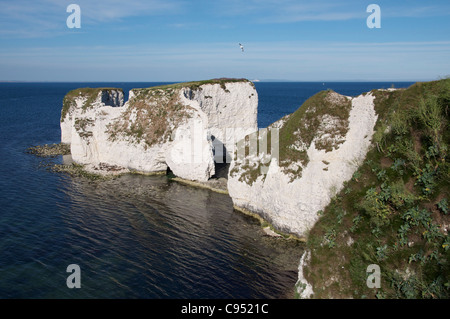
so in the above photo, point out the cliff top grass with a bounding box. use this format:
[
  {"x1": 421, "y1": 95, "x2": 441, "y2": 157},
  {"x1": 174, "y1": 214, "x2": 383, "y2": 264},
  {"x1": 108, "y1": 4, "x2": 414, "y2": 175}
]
[
  {"x1": 106, "y1": 78, "x2": 253, "y2": 148},
  {"x1": 61, "y1": 87, "x2": 123, "y2": 122},
  {"x1": 61, "y1": 79, "x2": 251, "y2": 122},
  {"x1": 144, "y1": 78, "x2": 252, "y2": 90},
  {"x1": 278, "y1": 89, "x2": 352, "y2": 179},
  {"x1": 230, "y1": 89, "x2": 352, "y2": 184},
  {"x1": 107, "y1": 85, "x2": 193, "y2": 148},
  {"x1": 131, "y1": 78, "x2": 253, "y2": 98},
  {"x1": 303, "y1": 78, "x2": 450, "y2": 299}
]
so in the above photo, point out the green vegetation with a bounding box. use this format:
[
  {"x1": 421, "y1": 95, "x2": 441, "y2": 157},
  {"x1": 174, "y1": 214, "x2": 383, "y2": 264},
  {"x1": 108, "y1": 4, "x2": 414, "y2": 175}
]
[
  {"x1": 61, "y1": 87, "x2": 122, "y2": 122},
  {"x1": 106, "y1": 86, "x2": 192, "y2": 148},
  {"x1": 106, "y1": 79, "x2": 251, "y2": 148},
  {"x1": 303, "y1": 79, "x2": 450, "y2": 299},
  {"x1": 74, "y1": 117, "x2": 94, "y2": 140},
  {"x1": 51, "y1": 163, "x2": 118, "y2": 181},
  {"x1": 27, "y1": 143, "x2": 71, "y2": 157},
  {"x1": 135, "y1": 78, "x2": 252, "y2": 93},
  {"x1": 230, "y1": 89, "x2": 352, "y2": 184},
  {"x1": 229, "y1": 129, "x2": 273, "y2": 185},
  {"x1": 63, "y1": 79, "x2": 251, "y2": 147},
  {"x1": 278, "y1": 90, "x2": 351, "y2": 180}
]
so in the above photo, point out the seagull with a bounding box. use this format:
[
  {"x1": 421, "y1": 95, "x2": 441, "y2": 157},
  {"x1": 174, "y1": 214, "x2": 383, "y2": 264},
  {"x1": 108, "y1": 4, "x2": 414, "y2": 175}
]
[{"x1": 239, "y1": 43, "x2": 244, "y2": 52}]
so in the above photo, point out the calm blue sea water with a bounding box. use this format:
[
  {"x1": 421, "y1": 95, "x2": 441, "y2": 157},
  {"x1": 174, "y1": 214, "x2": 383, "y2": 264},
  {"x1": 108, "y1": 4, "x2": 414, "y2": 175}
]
[{"x1": 0, "y1": 81, "x2": 414, "y2": 299}]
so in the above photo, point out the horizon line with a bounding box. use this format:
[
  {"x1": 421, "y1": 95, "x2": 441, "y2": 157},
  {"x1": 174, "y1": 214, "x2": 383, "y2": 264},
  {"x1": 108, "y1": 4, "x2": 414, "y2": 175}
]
[{"x1": 0, "y1": 79, "x2": 430, "y2": 84}]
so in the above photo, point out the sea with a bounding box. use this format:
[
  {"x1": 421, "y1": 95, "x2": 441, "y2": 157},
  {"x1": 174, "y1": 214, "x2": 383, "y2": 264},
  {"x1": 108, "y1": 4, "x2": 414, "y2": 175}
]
[{"x1": 0, "y1": 81, "x2": 414, "y2": 299}]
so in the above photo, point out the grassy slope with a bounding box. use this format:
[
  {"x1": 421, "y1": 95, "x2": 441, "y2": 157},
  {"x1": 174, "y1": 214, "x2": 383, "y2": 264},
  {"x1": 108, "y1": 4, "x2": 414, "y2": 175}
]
[
  {"x1": 134, "y1": 78, "x2": 253, "y2": 92},
  {"x1": 278, "y1": 90, "x2": 351, "y2": 179},
  {"x1": 230, "y1": 90, "x2": 352, "y2": 185},
  {"x1": 62, "y1": 79, "x2": 250, "y2": 148},
  {"x1": 107, "y1": 78, "x2": 251, "y2": 148},
  {"x1": 61, "y1": 79, "x2": 250, "y2": 123},
  {"x1": 303, "y1": 79, "x2": 450, "y2": 299},
  {"x1": 107, "y1": 84, "x2": 191, "y2": 148},
  {"x1": 61, "y1": 87, "x2": 123, "y2": 122}
]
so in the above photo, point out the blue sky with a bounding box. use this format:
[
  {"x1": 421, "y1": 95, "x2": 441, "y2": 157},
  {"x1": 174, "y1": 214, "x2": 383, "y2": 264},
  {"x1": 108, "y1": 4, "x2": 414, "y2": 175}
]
[{"x1": 1, "y1": 0, "x2": 449, "y2": 82}]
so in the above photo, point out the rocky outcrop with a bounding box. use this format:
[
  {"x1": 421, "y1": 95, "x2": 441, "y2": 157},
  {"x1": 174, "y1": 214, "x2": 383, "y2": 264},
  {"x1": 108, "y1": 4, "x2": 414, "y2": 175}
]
[
  {"x1": 60, "y1": 79, "x2": 258, "y2": 182},
  {"x1": 227, "y1": 90, "x2": 378, "y2": 238},
  {"x1": 61, "y1": 88, "x2": 124, "y2": 144},
  {"x1": 296, "y1": 250, "x2": 314, "y2": 299},
  {"x1": 182, "y1": 82, "x2": 258, "y2": 162}
]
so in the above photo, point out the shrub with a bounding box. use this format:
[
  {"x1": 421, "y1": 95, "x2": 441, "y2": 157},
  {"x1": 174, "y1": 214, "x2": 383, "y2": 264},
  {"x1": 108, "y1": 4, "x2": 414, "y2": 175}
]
[
  {"x1": 350, "y1": 215, "x2": 362, "y2": 233},
  {"x1": 361, "y1": 187, "x2": 392, "y2": 228},
  {"x1": 336, "y1": 209, "x2": 346, "y2": 225},
  {"x1": 402, "y1": 206, "x2": 431, "y2": 228},
  {"x1": 398, "y1": 223, "x2": 410, "y2": 246},
  {"x1": 376, "y1": 244, "x2": 389, "y2": 261},
  {"x1": 373, "y1": 122, "x2": 388, "y2": 152},
  {"x1": 390, "y1": 158, "x2": 406, "y2": 175},
  {"x1": 352, "y1": 170, "x2": 362, "y2": 181},
  {"x1": 417, "y1": 96, "x2": 443, "y2": 147},
  {"x1": 391, "y1": 109, "x2": 410, "y2": 136},
  {"x1": 323, "y1": 228, "x2": 337, "y2": 249},
  {"x1": 389, "y1": 180, "x2": 416, "y2": 209},
  {"x1": 422, "y1": 222, "x2": 444, "y2": 244},
  {"x1": 415, "y1": 163, "x2": 438, "y2": 195},
  {"x1": 437, "y1": 198, "x2": 448, "y2": 215}
]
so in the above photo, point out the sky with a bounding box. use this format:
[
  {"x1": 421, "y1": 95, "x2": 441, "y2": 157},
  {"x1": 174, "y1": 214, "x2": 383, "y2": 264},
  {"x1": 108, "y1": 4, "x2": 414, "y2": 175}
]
[{"x1": 0, "y1": 0, "x2": 449, "y2": 82}]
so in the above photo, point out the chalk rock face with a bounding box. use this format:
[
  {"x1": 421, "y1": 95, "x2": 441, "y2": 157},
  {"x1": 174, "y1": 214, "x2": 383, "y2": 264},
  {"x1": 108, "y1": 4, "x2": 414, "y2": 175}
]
[
  {"x1": 227, "y1": 90, "x2": 378, "y2": 238},
  {"x1": 60, "y1": 79, "x2": 258, "y2": 182},
  {"x1": 61, "y1": 88, "x2": 124, "y2": 144},
  {"x1": 179, "y1": 81, "x2": 258, "y2": 161}
]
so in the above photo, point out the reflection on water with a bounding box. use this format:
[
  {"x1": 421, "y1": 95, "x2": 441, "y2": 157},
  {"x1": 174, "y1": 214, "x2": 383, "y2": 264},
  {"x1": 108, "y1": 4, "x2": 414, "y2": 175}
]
[
  {"x1": 45, "y1": 173, "x2": 303, "y2": 298},
  {"x1": 0, "y1": 144, "x2": 303, "y2": 299}
]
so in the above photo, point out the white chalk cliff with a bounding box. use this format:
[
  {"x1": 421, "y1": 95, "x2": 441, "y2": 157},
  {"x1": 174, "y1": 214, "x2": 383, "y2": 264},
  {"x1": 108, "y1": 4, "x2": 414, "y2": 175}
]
[
  {"x1": 227, "y1": 90, "x2": 378, "y2": 239},
  {"x1": 61, "y1": 81, "x2": 387, "y2": 299},
  {"x1": 60, "y1": 79, "x2": 258, "y2": 182}
]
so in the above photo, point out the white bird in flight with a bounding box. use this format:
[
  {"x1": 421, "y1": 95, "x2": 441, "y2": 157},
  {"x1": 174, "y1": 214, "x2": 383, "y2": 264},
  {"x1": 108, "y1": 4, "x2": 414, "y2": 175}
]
[{"x1": 239, "y1": 43, "x2": 244, "y2": 52}]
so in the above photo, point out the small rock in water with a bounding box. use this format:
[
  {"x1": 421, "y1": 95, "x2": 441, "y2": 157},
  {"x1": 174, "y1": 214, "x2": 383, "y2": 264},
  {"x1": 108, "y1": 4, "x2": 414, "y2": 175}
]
[
  {"x1": 263, "y1": 226, "x2": 282, "y2": 237},
  {"x1": 27, "y1": 143, "x2": 71, "y2": 157}
]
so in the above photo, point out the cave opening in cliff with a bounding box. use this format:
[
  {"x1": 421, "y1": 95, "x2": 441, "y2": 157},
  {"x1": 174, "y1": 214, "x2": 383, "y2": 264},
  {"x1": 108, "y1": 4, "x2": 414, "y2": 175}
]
[{"x1": 211, "y1": 135, "x2": 230, "y2": 179}]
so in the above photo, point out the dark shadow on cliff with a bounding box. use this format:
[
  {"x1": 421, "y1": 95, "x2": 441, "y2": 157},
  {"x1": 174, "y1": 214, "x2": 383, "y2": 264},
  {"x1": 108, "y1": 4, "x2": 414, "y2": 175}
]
[
  {"x1": 212, "y1": 162, "x2": 230, "y2": 179},
  {"x1": 210, "y1": 135, "x2": 230, "y2": 180}
]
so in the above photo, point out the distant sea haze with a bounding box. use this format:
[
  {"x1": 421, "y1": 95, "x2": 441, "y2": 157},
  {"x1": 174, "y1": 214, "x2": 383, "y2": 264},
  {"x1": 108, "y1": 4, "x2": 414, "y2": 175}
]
[{"x1": 0, "y1": 81, "x2": 413, "y2": 298}]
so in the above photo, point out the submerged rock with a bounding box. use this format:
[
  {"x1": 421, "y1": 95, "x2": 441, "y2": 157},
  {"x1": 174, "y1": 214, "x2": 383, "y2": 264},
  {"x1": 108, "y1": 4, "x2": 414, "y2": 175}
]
[{"x1": 27, "y1": 143, "x2": 71, "y2": 157}]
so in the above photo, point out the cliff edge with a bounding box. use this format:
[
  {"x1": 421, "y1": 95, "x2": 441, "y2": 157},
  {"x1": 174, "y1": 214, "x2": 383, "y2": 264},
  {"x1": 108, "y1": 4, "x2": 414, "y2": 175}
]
[
  {"x1": 228, "y1": 89, "x2": 378, "y2": 239},
  {"x1": 60, "y1": 79, "x2": 258, "y2": 182},
  {"x1": 228, "y1": 79, "x2": 449, "y2": 299}
]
